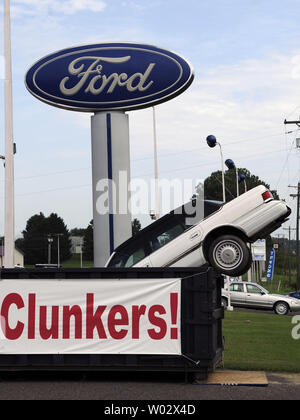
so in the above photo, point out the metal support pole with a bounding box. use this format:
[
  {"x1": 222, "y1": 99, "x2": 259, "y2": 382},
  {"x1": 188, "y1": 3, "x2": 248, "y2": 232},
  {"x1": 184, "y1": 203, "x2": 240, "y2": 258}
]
[
  {"x1": 291, "y1": 184, "x2": 300, "y2": 289},
  {"x1": 236, "y1": 168, "x2": 239, "y2": 197},
  {"x1": 4, "y1": 0, "x2": 15, "y2": 268},
  {"x1": 47, "y1": 236, "x2": 53, "y2": 264},
  {"x1": 217, "y1": 143, "x2": 226, "y2": 203},
  {"x1": 91, "y1": 112, "x2": 132, "y2": 267},
  {"x1": 297, "y1": 183, "x2": 300, "y2": 289},
  {"x1": 57, "y1": 233, "x2": 63, "y2": 268},
  {"x1": 283, "y1": 226, "x2": 296, "y2": 286},
  {"x1": 152, "y1": 107, "x2": 160, "y2": 220}
]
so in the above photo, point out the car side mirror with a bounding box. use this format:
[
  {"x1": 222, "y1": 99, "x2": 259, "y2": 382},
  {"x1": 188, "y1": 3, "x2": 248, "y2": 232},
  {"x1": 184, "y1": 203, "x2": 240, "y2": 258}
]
[{"x1": 261, "y1": 292, "x2": 265, "y2": 295}]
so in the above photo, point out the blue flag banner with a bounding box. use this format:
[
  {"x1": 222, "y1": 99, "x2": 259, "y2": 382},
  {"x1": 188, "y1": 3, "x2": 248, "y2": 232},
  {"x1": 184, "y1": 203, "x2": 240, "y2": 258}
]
[{"x1": 266, "y1": 248, "x2": 276, "y2": 281}]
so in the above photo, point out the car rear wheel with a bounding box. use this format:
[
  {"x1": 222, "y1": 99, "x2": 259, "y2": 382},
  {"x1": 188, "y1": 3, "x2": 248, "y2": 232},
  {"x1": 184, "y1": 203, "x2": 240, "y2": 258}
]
[
  {"x1": 274, "y1": 301, "x2": 289, "y2": 315},
  {"x1": 208, "y1": 235, "x2": 252, "y2": 276}
]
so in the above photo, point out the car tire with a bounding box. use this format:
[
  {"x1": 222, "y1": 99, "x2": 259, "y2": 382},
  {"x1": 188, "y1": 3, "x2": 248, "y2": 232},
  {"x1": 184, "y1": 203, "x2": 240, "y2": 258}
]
[
  {"x1": 207, "y1": 235, "x2": 252, "y2": 277},
  {"x1": 274, "y1": 301, "x2": 289, "y2": 316}
]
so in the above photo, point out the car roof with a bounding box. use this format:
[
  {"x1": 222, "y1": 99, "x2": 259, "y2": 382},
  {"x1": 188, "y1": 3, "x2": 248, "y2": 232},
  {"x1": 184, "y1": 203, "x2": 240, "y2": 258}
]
[{"x1": 231, "y1": 281, "x2": 260, "y2": 286}]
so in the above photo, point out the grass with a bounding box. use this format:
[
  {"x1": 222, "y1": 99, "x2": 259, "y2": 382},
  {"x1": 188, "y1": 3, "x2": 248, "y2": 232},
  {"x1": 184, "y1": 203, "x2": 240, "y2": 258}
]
[
  {"x1": 242, "y1": 272, "x2": 297, "y2": 295},
  {"x1": 25, "y1": 255, "x2": 94, "y2": 269},
  {"x1": 222, "y1": 311, "x2": 300, "y2": 373},
  {"x1": 61, "y1": 254, "x2": 93, "y2": 268}
]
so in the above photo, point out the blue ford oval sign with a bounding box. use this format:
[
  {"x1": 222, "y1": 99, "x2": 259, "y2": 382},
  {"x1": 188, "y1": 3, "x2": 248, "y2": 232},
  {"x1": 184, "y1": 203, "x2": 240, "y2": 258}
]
[{"x1": 25, "y1": 43, "x2": 194, "y2": 112}]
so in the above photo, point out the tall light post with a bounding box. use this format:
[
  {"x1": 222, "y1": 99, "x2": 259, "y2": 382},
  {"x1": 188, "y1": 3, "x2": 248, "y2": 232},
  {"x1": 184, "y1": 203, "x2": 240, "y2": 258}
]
[
  {"x1": 206, "y1": 138, "x2": 233, "y2": 310},
  {"x1": 47, "y1": 236, "x2": 53, "y2": 264},
  {"x1": 238, "y1": 173, "x2": 247, "y2": 193},
  {"x1": 54, "y1": 233, "x2": 64, "y2": 268},
  {"x1": 4, "y1": 0, "x2": 15, "y2": 268},
  {"x1": 225, "y1": 159, "x2": 239, "y2": 197},
  {"x1": 206, "y1": 135, "x2": 226, "y2": 202}
]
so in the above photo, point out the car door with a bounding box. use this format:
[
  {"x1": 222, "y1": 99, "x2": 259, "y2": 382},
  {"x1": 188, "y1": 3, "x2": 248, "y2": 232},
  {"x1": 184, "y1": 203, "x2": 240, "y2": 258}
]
[
  {"x1": 229, "y1": 283, "x2": 246, "y2": 306},
  {"x1": 148, "y1": 222, "x2": 197, "y2": 267},
  {"x1": 245, "y1": 284, "x2": 270, "y2": 308}
]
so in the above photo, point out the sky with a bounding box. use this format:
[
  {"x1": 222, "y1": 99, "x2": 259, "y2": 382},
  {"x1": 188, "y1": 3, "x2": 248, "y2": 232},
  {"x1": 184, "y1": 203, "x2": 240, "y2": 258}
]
[{"x1": 1, "y1": 0, "x2": 300, "y2": 239}]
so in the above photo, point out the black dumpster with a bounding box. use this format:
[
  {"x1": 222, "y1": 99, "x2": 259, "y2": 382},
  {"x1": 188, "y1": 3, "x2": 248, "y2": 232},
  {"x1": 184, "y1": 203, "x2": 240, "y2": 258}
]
[{"x1": 0, "y1": 265, "x2": 224, "y2": 379}]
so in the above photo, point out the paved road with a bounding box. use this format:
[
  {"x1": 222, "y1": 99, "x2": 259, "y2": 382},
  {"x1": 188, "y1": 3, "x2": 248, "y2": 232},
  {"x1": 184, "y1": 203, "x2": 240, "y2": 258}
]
[{"x1": 0, "y1": 372, "x2": 299, "y2": 400}]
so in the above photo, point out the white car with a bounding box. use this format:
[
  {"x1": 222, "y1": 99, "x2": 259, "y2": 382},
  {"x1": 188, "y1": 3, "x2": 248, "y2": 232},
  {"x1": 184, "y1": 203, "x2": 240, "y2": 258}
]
[{"x1": 106, "y1": 185, "x2": 291, "y2": 276}]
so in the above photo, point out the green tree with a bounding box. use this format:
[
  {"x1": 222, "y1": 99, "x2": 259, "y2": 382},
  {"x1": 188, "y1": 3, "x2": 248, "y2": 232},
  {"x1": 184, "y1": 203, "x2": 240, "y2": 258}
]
[
  {"x1": 21, "y1": 212, "x2": 71, "y2": 265},
  {"x1": 202, "y1": 168, "x2": 279, "y2": 202},
  {"x1": 83, "y1": 220, "x2": 94, "y2": 261},
  {"x1": 22, "y1": 213, "x2": 48, "y2": 264}
]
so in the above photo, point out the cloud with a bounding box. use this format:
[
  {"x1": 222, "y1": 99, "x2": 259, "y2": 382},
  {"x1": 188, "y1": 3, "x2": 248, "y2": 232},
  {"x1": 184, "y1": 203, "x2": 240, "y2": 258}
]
[
  {"x1": 127, "y1": 50, "x2": 300, "y2": 207},
  {"x1": 11, "y1": 0, "x2": 106, "y2": 17}
]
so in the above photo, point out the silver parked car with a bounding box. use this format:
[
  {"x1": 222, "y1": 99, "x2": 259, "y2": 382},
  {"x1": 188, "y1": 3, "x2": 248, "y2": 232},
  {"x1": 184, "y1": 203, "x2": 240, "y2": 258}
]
[{"x1": 222, "y1": 281, "x2": 300, "y2": 315}]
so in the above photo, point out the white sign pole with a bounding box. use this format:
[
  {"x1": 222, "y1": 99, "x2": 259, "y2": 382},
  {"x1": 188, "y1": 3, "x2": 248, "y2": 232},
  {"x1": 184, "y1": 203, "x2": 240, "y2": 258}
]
[
  {"x1": 91, "y1": 112, "x2": 132, "y2": 267},
  {"x1": 152, "y1": 107, "x2": 160, "y2": 220},
  {"x1": 4, "y1": 0, "x2": 15, "y2": 268}
]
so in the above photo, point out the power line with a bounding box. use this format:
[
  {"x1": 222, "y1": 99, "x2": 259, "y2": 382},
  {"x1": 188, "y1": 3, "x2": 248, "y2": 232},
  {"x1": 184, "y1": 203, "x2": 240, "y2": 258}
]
[
  {"x1": 0, "y1": 130, "x2": 295, "y2": 198},
  {"x1": 275, "y1": 139, "x2": 296, "y2": 190},
  {"x1": 133, "y1": 130, "x2": 298, "y2": 163},
  {"x1": 0, "y1": 145, "x2": 293, "y2": 198},
  {"x1": 0, "y1": 129, "x2": 295, "y2": 184}
]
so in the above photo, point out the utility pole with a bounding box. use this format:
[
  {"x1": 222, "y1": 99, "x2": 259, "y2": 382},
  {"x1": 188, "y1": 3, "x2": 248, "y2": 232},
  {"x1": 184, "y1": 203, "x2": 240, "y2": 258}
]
[
  {"x1": 283, "y1": 226, "x2": 297, "y2": 285},
  {"x1": 289, "y1": 184, "x2": 300, "y2": 289},
  {"x1": 285, "y1": 118, "x2": 300, "y2": 289},
  {"x1": 4, "y1": 0, "x2": 15, "y2": 268}
]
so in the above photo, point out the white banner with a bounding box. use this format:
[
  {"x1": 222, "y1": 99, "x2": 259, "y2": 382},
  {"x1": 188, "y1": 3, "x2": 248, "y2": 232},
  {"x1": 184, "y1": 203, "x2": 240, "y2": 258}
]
[{"x1": 0, "y1": 278, "x2": 181, "y2": 355}]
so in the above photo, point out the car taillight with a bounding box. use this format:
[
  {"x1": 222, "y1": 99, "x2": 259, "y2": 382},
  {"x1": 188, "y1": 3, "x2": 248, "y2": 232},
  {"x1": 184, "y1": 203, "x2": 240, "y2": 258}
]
[{"x1": 262, "y1": 191, "x2": 274, "y2": 202}]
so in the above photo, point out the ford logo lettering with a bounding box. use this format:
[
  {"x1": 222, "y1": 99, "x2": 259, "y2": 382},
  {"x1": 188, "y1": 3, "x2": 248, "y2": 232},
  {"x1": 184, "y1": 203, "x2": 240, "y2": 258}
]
[{"x1": 25, "y1": 43, "x2": 194, "y2": 112}]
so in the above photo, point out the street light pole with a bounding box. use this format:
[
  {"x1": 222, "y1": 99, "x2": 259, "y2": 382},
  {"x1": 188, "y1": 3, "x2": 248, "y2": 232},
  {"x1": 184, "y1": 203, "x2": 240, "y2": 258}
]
[
  {"x1": 218, "y1": 143, "x2": 226, "y2": 203},
  {"x1": 225, "y1": 159, "x2": 240, "y2": 197},
  {"x1": 47, "y1": 236, "x2": 53, "y2": 264},
  {"x1": 55, "y1": 234, "x2": 63, "y2": 268},
  {"x1": 206, "y1": 136, "x2": 226, "y2": 202},
  {"x1": 4, "y1": 0, "x2": 15, "y2": 268},
  {"x1": 235, "y1": 168, "x2": 239, "y2": 197}
]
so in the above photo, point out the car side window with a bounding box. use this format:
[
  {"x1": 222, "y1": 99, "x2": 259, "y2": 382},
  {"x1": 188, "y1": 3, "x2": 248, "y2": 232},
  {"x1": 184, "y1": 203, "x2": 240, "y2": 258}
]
[
  {"x1": 124, "y1": 247, "x2": 146, "y2": 267},
  {"x1": 229, "y1": 284, "x2": 244, "y2": 293},
  {"x1": 149, "y1": 223, "x2": 185, "y2": 252},
  {"x1": 108, "y1": 245, "x2": 147, "y2": 268},
  {"x1": 246, "y1": 284, "x2": 262, "y2": 294}
]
